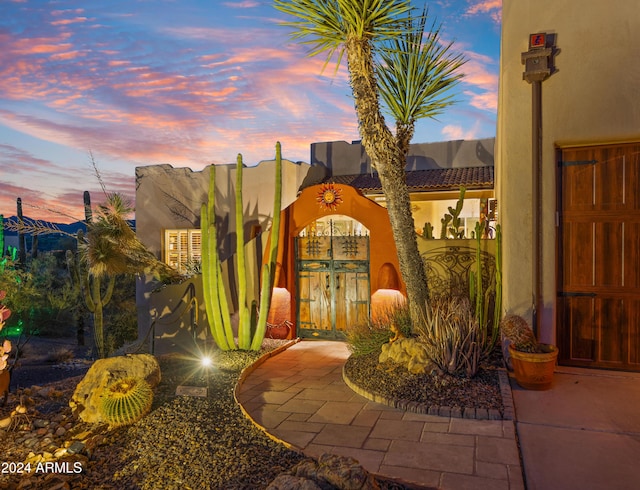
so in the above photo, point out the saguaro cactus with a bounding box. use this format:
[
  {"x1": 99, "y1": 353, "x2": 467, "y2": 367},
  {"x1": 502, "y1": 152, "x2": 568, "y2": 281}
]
[
  {"x1": 16, "y1": 198, "x2": 26, "y2": 267},
  {"x1": 67, "y1": 191, "x2": 116, "y2": 358},
  {"x1": 67, "y1": 234, "x2": 115, "y2": 359}
]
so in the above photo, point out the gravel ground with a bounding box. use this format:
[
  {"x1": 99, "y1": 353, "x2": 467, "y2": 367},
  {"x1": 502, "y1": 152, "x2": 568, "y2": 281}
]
[
  {"x1": 0, "y1": 341, "x2": 436, "y2": 490},
  {"x1": 344, "y1": 349, "x2": 505, "y2": 416}
]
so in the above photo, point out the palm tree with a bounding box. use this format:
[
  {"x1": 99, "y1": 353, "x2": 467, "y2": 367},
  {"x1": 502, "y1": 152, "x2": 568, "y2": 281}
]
[{"x1": 274, "y1": 0, "x2": 466, "y2": 328}]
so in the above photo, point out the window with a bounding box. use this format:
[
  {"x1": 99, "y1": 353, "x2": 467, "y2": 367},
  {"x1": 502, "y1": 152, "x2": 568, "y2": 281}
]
[{"x1": 164, "y1": 229, "x2": 202, "y2": 273}]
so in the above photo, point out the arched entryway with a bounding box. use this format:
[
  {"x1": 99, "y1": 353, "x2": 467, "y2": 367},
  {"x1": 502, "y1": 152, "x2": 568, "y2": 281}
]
[
  {"x1": 296, "y1": 216, "x2": 370, "y2": 339},
  {"x1": 267, "y1": 184, "x2": 404, "y2": 340}
]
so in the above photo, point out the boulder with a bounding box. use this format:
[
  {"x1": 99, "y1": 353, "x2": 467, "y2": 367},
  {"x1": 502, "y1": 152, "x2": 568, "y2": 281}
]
[
  {"x1": 267, "y1": 474, "x2": 322, "y2": 490},
  {"x1": 268, "y1": 454, "x2": 380, "y2": 490},
  {"x1": 69, "y1": 354, "x2": 160, "y2": 424},
  {"x1": 379, "y1": 338, "x2": 432, "y2": 374}
]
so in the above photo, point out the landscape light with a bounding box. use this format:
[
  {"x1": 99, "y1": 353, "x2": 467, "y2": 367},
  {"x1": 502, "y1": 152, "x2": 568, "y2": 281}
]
[{"x1": 200, "y1": 356, "x2": 212, "y2": 368}]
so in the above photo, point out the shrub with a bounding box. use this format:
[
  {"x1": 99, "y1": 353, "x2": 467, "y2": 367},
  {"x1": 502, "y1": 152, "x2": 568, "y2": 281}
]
[
  {"x1": 46, "y1": 347, "x2": 74, "y2": 364},
  {"x1": 416, "y1": 296, "x2": 486, "y2": 377},
  {"x1": 346, "y1": 305, "x2": 412, "y2": 357}
]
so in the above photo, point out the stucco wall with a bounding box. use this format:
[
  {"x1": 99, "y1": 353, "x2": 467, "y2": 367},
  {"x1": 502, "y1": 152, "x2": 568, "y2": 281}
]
[
  {"x1": 135, "y1": 159, "x2": 309, "y2": 261},
  {"x1": 311, "y1": 138, "x2": 495, "y2": 176},
  {"x1": 497, "y1": 0, "x2": 640, "y2": 343}
]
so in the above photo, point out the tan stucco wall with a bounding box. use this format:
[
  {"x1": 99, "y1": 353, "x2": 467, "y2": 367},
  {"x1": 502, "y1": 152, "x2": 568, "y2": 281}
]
[
  {"x1": 135, "y1": 159, "x2": 309, "y2": 261},
  {"x1": 497, "y1": 0, "x2": 640, "y2": 343}
]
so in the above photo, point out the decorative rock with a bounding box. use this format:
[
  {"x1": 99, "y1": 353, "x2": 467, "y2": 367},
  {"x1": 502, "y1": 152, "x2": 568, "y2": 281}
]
[
  {"x1": 54, "y1": 447, "x2": 68, "y2": 458},
  {"x1": 66, "y1": 440, "x2": 85, "y2": 455},
  {"x1": 37, "y1": 387, "x2": 52, "y2": 398},
  {"x1": 69, "y1": 354, "x2": 161, "y2": 424},
  {"x1": 267, "y1": 474, "x2": 323, "y2": 490},
  {"x1": 379, "y1": 338, "x2": 432, "y2": 374},
  {"x1": 289, "y1": 454, "x2": 380, "y2": 490}
]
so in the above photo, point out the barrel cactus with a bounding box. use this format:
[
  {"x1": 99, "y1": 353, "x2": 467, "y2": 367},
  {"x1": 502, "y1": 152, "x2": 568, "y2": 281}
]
[
  {"x1": 100, "y1": 377, "x2": 153, "y2": 427},
  {"x1": 500, "y1": 314, "x2": 538, "y2": 353}
]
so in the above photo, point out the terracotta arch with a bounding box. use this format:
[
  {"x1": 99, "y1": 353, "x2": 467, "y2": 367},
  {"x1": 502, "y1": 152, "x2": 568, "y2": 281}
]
[{"x1": 265, "y1": 184, "x2": 405, "y2": 337}]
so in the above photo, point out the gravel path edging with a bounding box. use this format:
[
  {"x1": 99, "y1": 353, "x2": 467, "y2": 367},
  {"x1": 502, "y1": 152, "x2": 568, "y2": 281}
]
[
  {"x1": 343, "y1": 364, "x2": 515, "y2": 421},
  {"x1": 234, "y1": 337, "x2": 304, "y2": 451}
]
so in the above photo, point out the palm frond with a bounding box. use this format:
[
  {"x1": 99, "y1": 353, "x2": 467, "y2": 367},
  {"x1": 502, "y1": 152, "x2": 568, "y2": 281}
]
[
  {"x1": 83, "y1": 192, "x2": 182, "y2": 283},
  {"x1": 377, "y1": 8, "x2": 466, "y2": 125},
  {"x1": 274, "y1": 0, "x2": 413, "y2": 71}
]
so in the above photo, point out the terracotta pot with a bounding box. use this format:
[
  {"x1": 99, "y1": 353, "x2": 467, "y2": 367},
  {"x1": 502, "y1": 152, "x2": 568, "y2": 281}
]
[
  {"x1": 266, "y1": 323, "x2": 290, "y2": 340},
  {"x1": 508, "y1": 343, "x2": 558, "y2": 390}
]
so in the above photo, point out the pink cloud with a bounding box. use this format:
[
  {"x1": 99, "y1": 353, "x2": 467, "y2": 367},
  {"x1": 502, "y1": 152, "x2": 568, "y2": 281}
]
[
  {"x1": 459, "y1": 51, "x2": 499, "y2": 111},
  {"x1": 222, "y1": 1, "x2": 260, "y2": 8},
  {"x1": 51, "y1": 17, "x2": 89, "y2": 26},
  {"x1": 466, "y1": 0, "x2": 502, "y2": 23}
]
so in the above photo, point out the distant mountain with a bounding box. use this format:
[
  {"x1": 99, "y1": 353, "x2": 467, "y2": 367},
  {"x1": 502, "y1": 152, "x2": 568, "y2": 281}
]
[
  {"x1": 2, "y1": 217, "x2": 135, "y2": 236},
  {"x1": 1, "y1": 216, "x2": 87, "y2": 237},
  {"x1": 1, "y1": 216, "x2": 135, "y2": 254}
]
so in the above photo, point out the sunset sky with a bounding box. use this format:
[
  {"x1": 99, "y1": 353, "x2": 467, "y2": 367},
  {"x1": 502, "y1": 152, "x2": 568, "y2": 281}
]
[{"x1": 0, "y1": 0, "x2": 501, "y2": 223}]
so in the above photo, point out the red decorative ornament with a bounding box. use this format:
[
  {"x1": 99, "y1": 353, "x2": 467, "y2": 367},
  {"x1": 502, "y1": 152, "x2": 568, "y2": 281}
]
[{"x1": 316, "y1": 183, "x2": 343, "y2": 211}]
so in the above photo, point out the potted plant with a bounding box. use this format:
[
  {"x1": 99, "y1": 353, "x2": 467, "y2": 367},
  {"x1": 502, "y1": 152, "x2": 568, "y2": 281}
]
[{"x1": 500, "y1": 314, "x2": 558, "y2": 390}]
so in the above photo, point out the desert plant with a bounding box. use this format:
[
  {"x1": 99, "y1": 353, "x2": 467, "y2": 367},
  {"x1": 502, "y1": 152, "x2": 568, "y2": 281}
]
[
  {"x1": 16, "y1": 198, "x2": 26, "y2": 267},
  {"x1": 416, "y1": 296, "x2": 484, "y2": 377},
  {"x1": 469, "y1": 222, "x2": 502, "y2": 354},
  {"x1": 500, "y1": 314, "x2": 538, "y2": 353},
  {"x1": 202, "y1": 143, "x2": 283, "y2": 351},
  {"x1": 46, "y1": 347, "x2": 74, "y2": 364},
  {"x1": 275, "y1": 1, "x2": 467, "y2": 330},
  {"x1": 424, "y1": 222, "x2": 434, "y2": 239},
  {"x1": 0, "y1": 291, "x2": 12, "y2": 404},
  {"x1": 440, "y1": 186, "x2": 466, "y2": 239},
  {"x1": 346, "y1": 323, "x2": 394, "y2": 357},
  {"x1": 0, "y1": 292, "x2": 12, "y2": 372},
  {"x1": 346, "y1": 305, "x2": 412, "y2": 357},
  {"x1": 100, "y1": 377, "x2": 154, "y2": 427}
]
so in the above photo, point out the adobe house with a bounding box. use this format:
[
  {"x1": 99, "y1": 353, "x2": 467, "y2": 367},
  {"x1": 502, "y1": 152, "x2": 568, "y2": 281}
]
[
  {"x1": 498, "y1": 1, "x2": 640, "y2": 370},
  {"x1": 135, "y1": 138, "x2": 494, "y2": 351}
]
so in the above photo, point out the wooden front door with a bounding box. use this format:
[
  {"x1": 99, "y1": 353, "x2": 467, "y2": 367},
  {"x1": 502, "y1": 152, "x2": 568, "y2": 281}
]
[
  {"x1": 558, "y1": 143, "x2": 640, "y2": 370},
  {"x1": 296, "y1": 221, "x2": 370, "y2": 339}
]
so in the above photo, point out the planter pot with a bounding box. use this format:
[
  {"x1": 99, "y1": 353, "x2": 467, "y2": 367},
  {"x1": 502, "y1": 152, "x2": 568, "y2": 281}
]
[
  {"x1": 508, "y1": 343, "x2": 558, "y2": 390},
  {"x1": 266, "y1": 322, "x2": 291, "y2": 340}
]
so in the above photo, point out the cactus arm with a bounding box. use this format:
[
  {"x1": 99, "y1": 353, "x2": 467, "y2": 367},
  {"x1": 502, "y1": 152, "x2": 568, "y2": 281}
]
[
  {"x1": 201, "y1": 168, "x2": 231, "y2": 350},
  {"x1": 474, "y1": 221, "x2": 483, "y2": 327},
  {"x1": 492, "y1": 224, "x2": 503, "y2": 347},
  {"x1": 440, "y1": 215, "x2": 451, "y2": 239},
  {"x1": 251, "y1": 142, "x2": 283, "y2": 351},
  {"x1": 217, "y1": 261, "x2": 235, "y2": 348},
  {"x1": 235, "y1": 155, "x2": 251, "y2": 350},
  {"x1": 102, "y1": 274, "x2": 116, "y2": 307},
  {"x1": 200, "y1": 203, "x2": 222, "y2": 348}
]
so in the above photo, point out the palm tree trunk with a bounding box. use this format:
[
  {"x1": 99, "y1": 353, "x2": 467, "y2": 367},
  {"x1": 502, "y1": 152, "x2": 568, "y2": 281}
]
[{"x1": 345, "y1": 37, "x2": 430, "y2": 329}]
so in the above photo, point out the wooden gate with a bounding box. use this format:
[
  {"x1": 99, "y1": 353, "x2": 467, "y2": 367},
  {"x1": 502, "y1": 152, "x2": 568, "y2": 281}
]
[
  {"x1": 296, "y1": 223, "x2": 370, "y2": 339},
  {"x1": 558, "y1": 143, "x2": 640, "y2": 370}
]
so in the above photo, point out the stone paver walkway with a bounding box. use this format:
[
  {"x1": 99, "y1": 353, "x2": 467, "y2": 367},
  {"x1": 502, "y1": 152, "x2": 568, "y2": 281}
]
[{"x1": 236, "y1": 340, "x2": 524, "y2": 490}]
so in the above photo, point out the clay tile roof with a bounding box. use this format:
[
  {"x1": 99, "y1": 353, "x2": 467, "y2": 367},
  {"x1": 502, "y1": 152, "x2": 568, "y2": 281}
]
[{"x1": 325, "y1": 166, "x2": 494, "y2": 193}]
